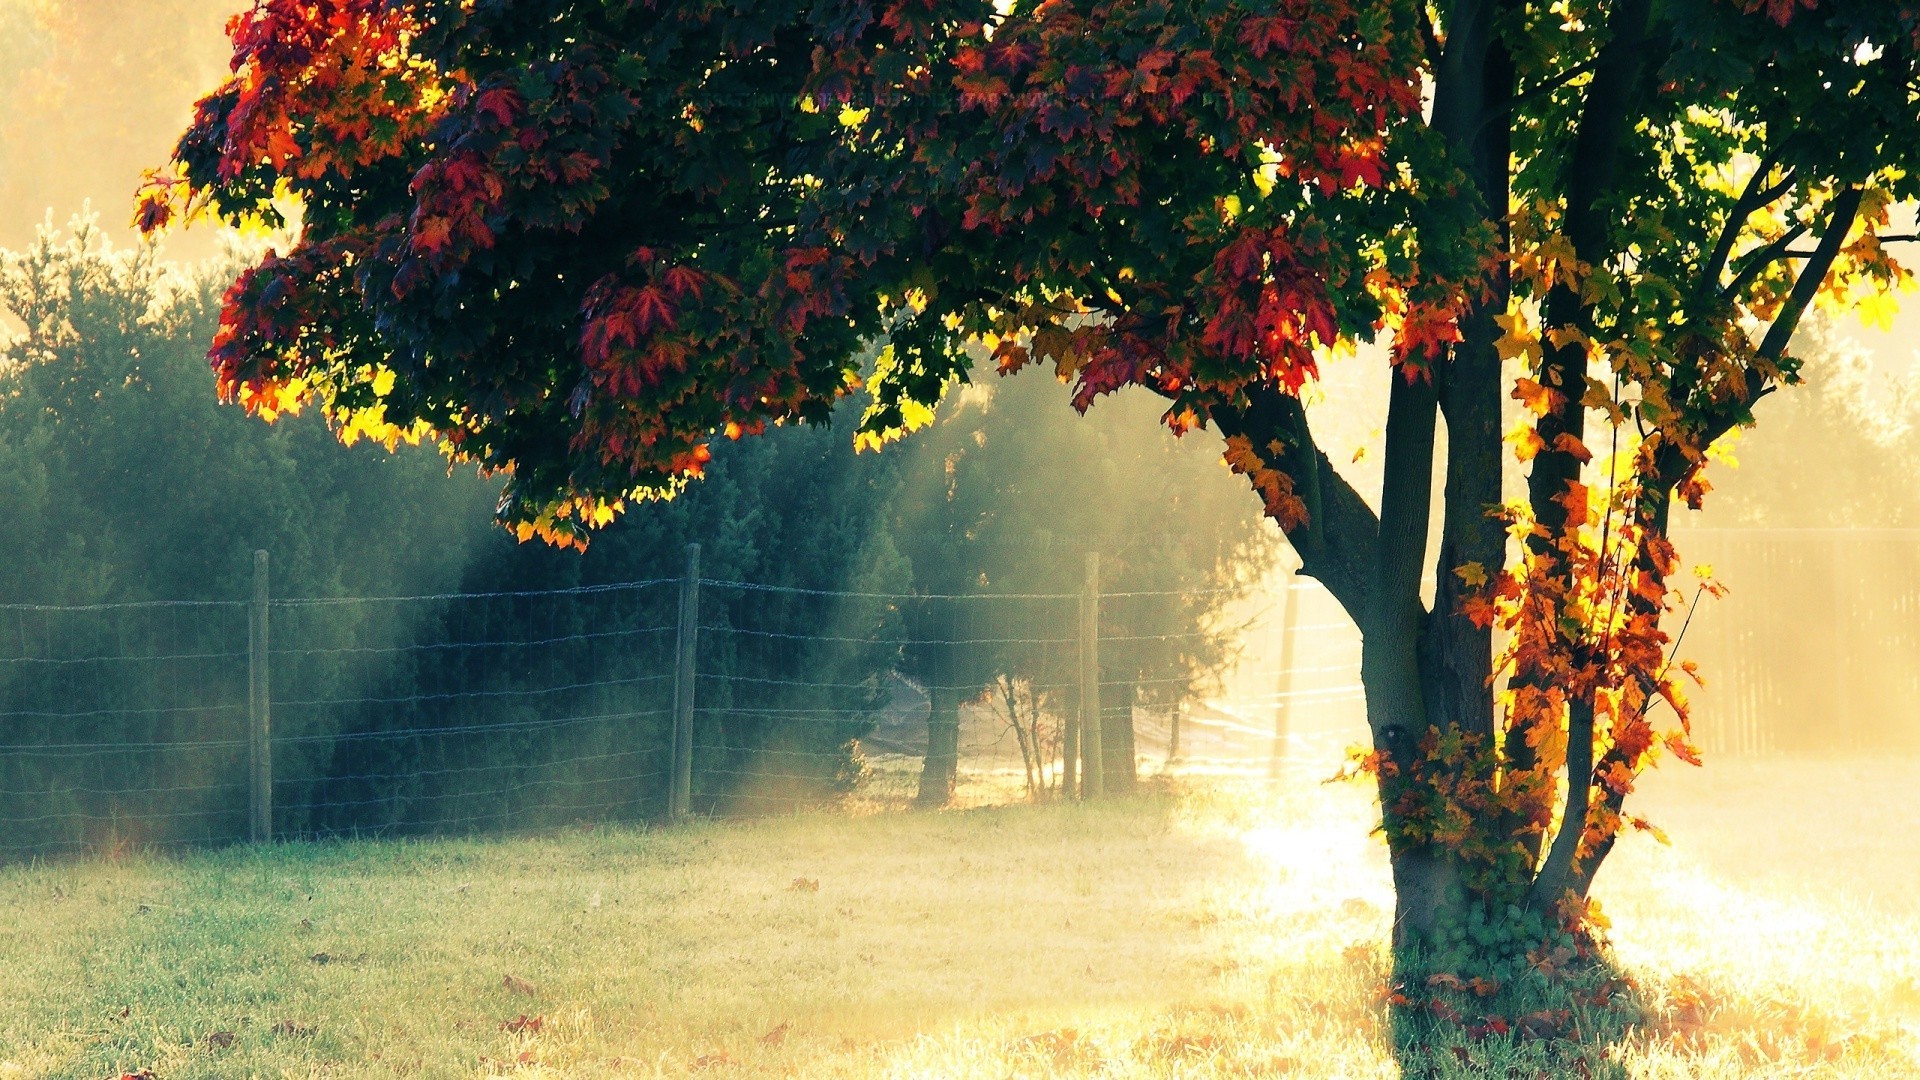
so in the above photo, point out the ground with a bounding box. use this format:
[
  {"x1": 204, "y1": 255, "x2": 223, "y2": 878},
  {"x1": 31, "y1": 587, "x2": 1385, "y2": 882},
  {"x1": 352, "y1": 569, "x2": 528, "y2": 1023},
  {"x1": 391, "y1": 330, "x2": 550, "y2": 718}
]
[{"x1": 0, "y1": 758, "x2": 1916, "y2": 1079}]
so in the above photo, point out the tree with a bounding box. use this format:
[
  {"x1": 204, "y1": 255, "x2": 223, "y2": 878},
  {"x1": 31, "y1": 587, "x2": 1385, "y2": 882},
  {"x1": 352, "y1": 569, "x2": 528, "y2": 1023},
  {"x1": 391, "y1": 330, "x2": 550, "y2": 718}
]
[
  {"x1": 145, "y1": 0, "x2": 1920, "y2": 957},
  {"x1": 0, "y1": 216, "x2": 494, "y2": 851},
  {"x1": 889, "y1": 372, "x2": 1272, "y2": 806}
]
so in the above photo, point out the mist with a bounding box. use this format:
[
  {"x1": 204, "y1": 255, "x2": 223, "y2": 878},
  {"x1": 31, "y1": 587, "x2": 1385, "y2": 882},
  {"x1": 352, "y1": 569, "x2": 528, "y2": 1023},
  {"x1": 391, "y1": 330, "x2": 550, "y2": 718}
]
[{"x1": 2, "y1": 5, "x2": 1919, "y2": 1078}]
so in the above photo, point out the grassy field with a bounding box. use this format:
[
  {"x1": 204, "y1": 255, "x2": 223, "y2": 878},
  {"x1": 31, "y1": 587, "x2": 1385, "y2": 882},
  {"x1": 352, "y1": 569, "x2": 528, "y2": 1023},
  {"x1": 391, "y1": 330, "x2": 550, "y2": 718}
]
[{"x1": 1, "y1": 758, "x2": 1917, "y2": 1079}]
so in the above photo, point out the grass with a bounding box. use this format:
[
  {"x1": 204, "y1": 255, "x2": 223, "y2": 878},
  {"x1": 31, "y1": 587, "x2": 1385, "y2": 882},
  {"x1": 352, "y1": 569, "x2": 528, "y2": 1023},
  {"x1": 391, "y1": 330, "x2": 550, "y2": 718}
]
[{"x1": 1, "y1": 758, "x2": 1917, "y2": 1078}]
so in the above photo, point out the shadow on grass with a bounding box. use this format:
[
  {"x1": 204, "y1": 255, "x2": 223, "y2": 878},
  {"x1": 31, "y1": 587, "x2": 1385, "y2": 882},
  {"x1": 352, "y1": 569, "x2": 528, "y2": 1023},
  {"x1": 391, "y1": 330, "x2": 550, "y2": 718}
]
[{"x1": 1380, "y1": 945, "x2": 1643, "y2": 1080}]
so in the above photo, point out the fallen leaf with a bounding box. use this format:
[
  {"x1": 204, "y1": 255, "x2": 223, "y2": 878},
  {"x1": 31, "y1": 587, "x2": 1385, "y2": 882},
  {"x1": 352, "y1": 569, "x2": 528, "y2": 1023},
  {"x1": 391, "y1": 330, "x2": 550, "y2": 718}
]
[
  {"x1": 205, "y1": 1031, "x2": 236, "y2": 1050},
  {"x1": 760, "y1": 1021, "x2": 791, "y2": 1046},
  {"x1": 1518, "y1": 1012, "x2": 1560, "y2": 1041},
  {"x1": 503, "y1": 1015, "x2": 544, "y2": 1034},
  {"x1": 503, "y1": 973, "x2": 538, "y2": 996},
  {"x1": 271, "y1": 1020, "x2": 315, "y2": 1038},
  {"x1": 691, "y1": 1051, "x2": 735, "y2": 1069},
  {"x1": 788, "y1": 877, "x2": 819, "y2": 892}
]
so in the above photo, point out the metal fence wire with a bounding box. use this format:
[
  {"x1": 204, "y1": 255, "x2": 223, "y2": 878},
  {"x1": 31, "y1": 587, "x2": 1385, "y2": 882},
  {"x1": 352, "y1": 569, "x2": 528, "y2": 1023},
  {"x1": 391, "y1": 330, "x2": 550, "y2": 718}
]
[
  {"x1": 0, "y1": 548, "x2": 1370, "y2": 859},
  {"x1": 7, "y1": 529, "x2": 1890, "y2": 860}
]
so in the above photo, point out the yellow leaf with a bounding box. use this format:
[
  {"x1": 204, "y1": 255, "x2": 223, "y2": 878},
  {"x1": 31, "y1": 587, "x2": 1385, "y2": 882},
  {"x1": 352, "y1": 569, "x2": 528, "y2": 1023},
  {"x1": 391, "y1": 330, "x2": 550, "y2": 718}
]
[
  {"x1": 1493, "y1": 313, "x2": 1541, "y2": 364},
  {"x1": 1506, "y1": 422, "x2": 1546, "y2": 462},
  {"x1": 1705, "y1": 430, "x2": 1740, "y2": 468},
  {"x1": 1857, "y1": 289, "x2": 1898, "y2": 332}
]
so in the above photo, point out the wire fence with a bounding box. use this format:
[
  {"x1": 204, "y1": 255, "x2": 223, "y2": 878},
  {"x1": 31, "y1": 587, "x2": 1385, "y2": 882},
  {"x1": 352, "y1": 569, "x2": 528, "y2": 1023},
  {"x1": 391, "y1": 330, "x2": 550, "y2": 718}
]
[
  {"x1": 1671, "y1": 528, "x2": 1920, "y2": 756},
  {"x1": 0, "y1": 552, "x2": 1371, "y2": 860},
  {"x1": 3, "y1": 528, "x2": 1884, "y2": 860}
]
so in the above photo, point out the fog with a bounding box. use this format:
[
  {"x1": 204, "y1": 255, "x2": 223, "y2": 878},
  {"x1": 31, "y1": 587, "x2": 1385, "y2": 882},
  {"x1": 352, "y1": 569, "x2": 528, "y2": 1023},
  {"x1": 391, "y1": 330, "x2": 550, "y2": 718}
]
[{"x1": 2, "y1": 7, "x2": 1920, "y2": 1077}]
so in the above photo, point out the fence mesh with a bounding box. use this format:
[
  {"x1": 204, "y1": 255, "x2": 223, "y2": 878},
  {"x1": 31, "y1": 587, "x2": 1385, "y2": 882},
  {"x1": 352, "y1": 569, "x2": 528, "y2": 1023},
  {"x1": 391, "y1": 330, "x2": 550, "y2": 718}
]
[
  {"x1": 268, "y1": 581, "x2": 679, "y2": 839},
  {"x1": 5, "y1": 530, "x2": 1902, "y2": 860},
  {"x1": 0, "y1": 600, "x2": 249, "y2": 854}
]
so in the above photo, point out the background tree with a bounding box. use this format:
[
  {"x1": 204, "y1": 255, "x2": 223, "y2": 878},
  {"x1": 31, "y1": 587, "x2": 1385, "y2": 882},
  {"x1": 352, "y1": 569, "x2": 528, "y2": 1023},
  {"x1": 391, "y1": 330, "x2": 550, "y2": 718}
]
[
  {"x1": 144, "y1": 0, "x2": 1920, "y2": 962},
  {"x1": 0, "y1": 220, "x2": 903, "y2": 844},
  {"x1": 0, "y1": 218, "x2": 492, "y2": 849},
  {"x1": 891, "y1": 371, "x2": 1272, "y2": 806}
]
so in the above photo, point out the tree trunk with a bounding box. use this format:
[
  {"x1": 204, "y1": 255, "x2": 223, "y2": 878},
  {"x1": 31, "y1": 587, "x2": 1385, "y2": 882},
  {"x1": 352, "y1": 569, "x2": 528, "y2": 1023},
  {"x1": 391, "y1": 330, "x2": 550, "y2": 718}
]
[
  {"x1": 1101, "y1": 680, "x2": 1136, "y2": 794},
  {"x1": 915, "y1": 683, "x2": 960, "y2": 808}
]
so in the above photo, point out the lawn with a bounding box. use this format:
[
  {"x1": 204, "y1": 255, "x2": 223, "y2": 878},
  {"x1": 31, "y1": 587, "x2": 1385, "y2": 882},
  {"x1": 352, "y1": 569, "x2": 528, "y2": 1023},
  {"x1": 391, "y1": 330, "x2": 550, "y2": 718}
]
[{"x1": 1, "y1": 758, "x2": 1916, "y2": 1078}]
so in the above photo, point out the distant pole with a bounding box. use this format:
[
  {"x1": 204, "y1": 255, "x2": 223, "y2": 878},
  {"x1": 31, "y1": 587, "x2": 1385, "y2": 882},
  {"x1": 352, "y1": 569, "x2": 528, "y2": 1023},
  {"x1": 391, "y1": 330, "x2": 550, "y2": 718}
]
[
  {"x1": 1080, "y1": 552, "x2": 1104, "y2": 799},
  {"x1": 1270, "y1": 564, "x2": 1300, "y2": 780},
  {"x1": 1062, "y1": 690, "x2": 1079, "y2": 800},
  {"x1": 248, "y1": 550, "x2": 272, "y2": 843},
  {"x1": 670, "y1": 543, "x2": 701, "y2": 819}
]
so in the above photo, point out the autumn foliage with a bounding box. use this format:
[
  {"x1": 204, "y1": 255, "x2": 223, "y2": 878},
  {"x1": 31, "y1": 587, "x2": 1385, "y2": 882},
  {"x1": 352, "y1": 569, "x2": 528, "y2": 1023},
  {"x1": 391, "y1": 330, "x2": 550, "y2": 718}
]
[{"x1": 145, "y1": 0, "x2": 1920, "y2": 951}]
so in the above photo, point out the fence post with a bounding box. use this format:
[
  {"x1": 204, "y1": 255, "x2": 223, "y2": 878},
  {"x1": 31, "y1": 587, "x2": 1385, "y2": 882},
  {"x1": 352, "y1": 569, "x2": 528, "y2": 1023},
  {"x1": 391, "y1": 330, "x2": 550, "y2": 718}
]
[
  {"x1": 1080, "y1": 552, "x2": 1104, "y2": 799},
  {"x1": 248, "y1": 550, "x2": 272, "y2": 843},
  {"x1": 1270, "y1": 562, "x2": 1300, "y2": 779},
  {"x1": 670, "y1": 542, "x2": 700, "y2": 819}
]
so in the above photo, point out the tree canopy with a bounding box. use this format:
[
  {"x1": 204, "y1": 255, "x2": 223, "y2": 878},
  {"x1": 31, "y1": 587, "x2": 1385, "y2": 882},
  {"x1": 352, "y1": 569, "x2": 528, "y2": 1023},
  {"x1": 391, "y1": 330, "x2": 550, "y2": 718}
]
[{"x1": 144, "y1": 0, "x2": 1920, "y2": 953}]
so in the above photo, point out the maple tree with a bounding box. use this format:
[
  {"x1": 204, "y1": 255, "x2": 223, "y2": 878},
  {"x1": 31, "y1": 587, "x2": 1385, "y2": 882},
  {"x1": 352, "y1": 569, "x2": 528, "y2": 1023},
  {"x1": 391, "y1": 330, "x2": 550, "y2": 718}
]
[{"x1": 144, "y1": 0, "x2": 1920, "y2": 955}]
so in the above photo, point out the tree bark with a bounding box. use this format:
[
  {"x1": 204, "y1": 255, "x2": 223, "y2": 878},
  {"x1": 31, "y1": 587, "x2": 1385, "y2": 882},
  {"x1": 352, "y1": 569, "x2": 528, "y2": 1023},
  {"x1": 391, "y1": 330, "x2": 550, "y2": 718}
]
[
  {"x1": 1423, "y1": 0, "x2": 1511, "y2": 748},
  {"x1": 1369, "y1": 333, "x2": 1452, "y2": 946}
]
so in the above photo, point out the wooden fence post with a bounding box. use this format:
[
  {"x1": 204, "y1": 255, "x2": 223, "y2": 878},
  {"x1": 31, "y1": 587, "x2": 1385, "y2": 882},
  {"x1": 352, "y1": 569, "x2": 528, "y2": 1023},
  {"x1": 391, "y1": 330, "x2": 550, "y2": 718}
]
[
  {"x1": 1270, "y1": 563, "x2": 1300, "y2": 779},
  {"x1": 1080, "y1": 552, "x2": 1104, "y2": 799},
  {"x1": 248, "y1": 550, "x2": 272, "y2": 843},
  {"x1": 670, "y1": 542, "x2": 700, "y2": 819}
]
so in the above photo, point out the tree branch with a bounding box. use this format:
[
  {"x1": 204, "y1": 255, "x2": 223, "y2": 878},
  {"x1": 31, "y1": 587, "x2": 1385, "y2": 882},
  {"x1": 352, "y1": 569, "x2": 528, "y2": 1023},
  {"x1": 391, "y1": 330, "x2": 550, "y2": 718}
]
[
  {"x1": 1700, "y1": 140, "x2": 1797, "y2": 294},
  {"x1": 1210, "y1": 384, "x2": 1378, "y2": 623},
  {"x1": 1720, "y1": 220, "x2": 1809, "y2": 300},
  {"x1": 1511, "y1": 58, "x2": 1598, "y2": 108},
  {"x1": 1757, "y1": 187, "x2": 1864, "y2": 362},
  {"x1": 1529, "y1": 691, "x2": 1596, "y2": 906}
]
